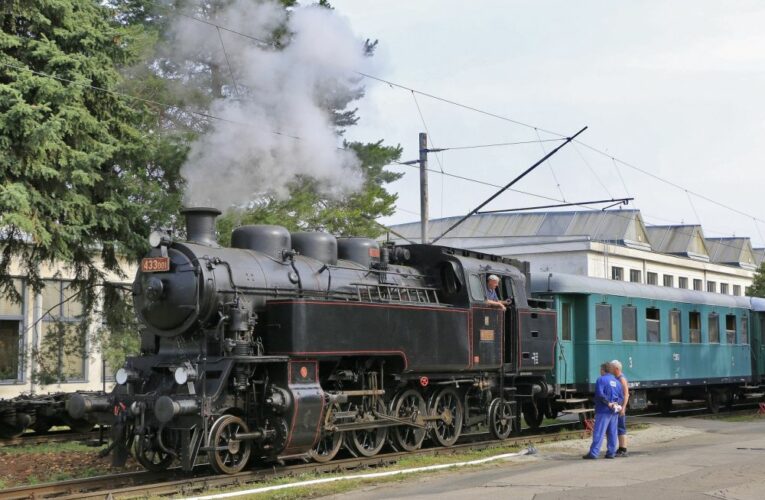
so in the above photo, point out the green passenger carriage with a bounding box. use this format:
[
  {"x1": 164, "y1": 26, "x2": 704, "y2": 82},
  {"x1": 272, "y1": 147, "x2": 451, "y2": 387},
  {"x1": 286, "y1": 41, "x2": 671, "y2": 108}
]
[{"x1": 532, "y1": 273, "x2": 761, "y2": 413}]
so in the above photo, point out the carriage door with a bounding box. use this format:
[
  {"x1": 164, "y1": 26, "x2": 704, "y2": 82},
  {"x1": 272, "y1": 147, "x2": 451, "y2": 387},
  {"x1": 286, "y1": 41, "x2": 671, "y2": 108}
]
[
  {"x1": 557, "y1": 299, "x2": 574, "y2": 387},
  {"x1": 468, "y1": 273, "x2": 503, "y2": 369}
]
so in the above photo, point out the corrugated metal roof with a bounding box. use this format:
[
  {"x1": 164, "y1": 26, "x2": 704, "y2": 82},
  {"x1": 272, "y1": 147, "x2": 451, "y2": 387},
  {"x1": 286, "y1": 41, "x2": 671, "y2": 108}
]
[
  {"x1": 646, "y1": 225, "x2": 709, "y2": 259},
  {"x1": 530, "y1": 272, "x2": 752, "y2": 309},
  {"x1": 705, "y1": 237, "x2": 756, "y2": 268},
  {"x1": 752, "y1": 248, "x2": 765, "y2": 267},
  {"x1": 391, "y1": 210, "x2": 648, "y2": 246}
]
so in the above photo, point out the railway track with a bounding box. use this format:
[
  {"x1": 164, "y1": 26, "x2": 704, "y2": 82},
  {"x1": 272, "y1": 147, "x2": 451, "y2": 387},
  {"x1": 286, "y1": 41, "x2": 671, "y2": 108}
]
[
  {"x1": 0, "y1": 428, "x2": 106, "y2": 449},
  {"x1": 0, "y1": 423, "x2": 589, "y2": 500},
  {"x1": 3, "y1": 401, "x2": 761, "y2": 499}
]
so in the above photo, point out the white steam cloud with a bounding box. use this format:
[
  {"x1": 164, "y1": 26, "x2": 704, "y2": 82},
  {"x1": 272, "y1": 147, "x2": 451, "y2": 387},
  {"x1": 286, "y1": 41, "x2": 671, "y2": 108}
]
[{"x1": 174, "y1": 1, "x2": 371, "y2": 209}]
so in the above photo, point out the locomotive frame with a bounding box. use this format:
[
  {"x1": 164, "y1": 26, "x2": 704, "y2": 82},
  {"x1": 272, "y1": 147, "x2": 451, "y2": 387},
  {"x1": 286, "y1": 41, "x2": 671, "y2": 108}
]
[{"x1": 68, "y1": 207, "x2": 557, "y2": 474}]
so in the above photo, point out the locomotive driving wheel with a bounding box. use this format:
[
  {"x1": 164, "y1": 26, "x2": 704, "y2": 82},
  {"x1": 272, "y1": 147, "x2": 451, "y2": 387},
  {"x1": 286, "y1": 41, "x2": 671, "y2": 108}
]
[
  {"x1": 488, "y1": 398, "x2": 514, "y2": 440},
  {"x1": 309, "y1": 403, "x2": 343, "y2": 463},
  {"x1": 208, "y1": 415, "x2": 252, "y2": 475},
  {"x1": 429, "y1": 387, "x2": 463, "y2": 447},
  {"x1": 390, "y1": 389, "x2": 427, "y2": 452},
  {"x1": 134, "y1": 429, "x2": 175, "y2": 471},
  {"x1": 347, "y1": 398, "x2": 388, "y2": 457}
]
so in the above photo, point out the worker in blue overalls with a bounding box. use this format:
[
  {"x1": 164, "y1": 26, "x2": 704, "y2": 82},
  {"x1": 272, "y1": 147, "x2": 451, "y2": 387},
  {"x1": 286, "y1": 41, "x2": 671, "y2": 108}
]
[{"x1": 583, "y1": 361, "x2": 624, "y2": 459}]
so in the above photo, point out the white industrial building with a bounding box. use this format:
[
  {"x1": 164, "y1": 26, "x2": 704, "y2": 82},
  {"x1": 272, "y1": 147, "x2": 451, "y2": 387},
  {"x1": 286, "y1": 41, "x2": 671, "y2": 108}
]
[{"x1": 388, "y1": 210, "x2": 760, "y2": 296}]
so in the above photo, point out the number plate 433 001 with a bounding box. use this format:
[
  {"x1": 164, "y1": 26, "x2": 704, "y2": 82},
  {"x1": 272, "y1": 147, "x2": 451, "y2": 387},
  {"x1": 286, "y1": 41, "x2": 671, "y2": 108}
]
[{"x1": 141, "y1": 257, "x2": 170, "y2": 273}]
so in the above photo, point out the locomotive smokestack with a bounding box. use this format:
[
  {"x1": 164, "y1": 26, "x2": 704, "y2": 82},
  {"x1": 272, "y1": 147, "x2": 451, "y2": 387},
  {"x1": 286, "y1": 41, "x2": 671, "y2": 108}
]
[{"x1": 181, "y1": 207, "x2": 222, "y2": 246}]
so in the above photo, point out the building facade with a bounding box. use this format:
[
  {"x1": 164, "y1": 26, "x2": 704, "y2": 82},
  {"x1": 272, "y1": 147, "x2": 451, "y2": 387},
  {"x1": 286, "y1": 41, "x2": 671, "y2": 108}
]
[{"x1": 389, "y1": 210, "x2": 759, "y2": 296}]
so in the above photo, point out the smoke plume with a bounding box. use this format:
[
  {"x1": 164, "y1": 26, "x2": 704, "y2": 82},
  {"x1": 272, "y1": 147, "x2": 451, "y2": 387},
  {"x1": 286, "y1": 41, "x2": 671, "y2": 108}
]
[{"x1": 172, "y1": 1, "x2": 371, "y2": 209}]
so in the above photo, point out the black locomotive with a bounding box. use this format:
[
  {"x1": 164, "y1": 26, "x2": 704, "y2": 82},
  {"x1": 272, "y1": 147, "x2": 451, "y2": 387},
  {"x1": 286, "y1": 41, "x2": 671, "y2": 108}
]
[{"x1": 68, "y1": 207, "x2": 556, "y2": 474}]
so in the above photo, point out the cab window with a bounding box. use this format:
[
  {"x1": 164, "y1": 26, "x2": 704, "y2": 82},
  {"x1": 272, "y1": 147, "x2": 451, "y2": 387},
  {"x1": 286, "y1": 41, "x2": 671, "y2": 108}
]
[{"x1": 468, "y1": 274, "x2": 485, "y2": 302}]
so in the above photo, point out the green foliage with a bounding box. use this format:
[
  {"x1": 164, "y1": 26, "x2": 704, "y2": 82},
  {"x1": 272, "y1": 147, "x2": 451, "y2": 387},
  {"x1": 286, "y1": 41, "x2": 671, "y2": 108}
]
[
  {"x1": 748, "y1": 263, "x2": 765, "y2": 297},
  {"x1": 217, "y1": 141, "x2": 403, "y2": 244},
  {"x1": 0, "y1": 0, "x2": 184, "y2": 377}
]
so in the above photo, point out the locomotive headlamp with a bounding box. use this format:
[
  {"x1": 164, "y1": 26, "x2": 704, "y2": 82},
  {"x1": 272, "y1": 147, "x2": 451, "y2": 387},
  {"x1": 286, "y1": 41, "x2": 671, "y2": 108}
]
[
  {"x1": 148, "y1": 230, "x2": 171, "y2": 248},
  {"x1": 174, "y1": 365, "x2": 198, "y2": 385},
  {"x1": 115, "y1": 368, "x2": 140, "y2": 385}
]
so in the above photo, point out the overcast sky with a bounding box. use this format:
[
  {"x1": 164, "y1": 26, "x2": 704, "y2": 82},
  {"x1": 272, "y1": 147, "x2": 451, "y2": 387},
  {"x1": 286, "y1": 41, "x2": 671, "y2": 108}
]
[{"x1": 330, "y1": 1, "x2": 765, "y2": 247}]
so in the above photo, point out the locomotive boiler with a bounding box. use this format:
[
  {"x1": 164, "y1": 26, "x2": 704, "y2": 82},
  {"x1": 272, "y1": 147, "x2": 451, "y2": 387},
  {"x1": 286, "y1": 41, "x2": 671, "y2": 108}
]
[{"x1": 68, "y1": 207, "x2": 556, "y2": 474}]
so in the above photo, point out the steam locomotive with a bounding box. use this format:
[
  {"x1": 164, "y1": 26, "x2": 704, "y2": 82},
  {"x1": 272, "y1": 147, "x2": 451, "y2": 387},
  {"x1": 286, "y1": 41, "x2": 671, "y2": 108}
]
[{"x1": 67, "y1": 207, "x2": 556, "y2": 474}]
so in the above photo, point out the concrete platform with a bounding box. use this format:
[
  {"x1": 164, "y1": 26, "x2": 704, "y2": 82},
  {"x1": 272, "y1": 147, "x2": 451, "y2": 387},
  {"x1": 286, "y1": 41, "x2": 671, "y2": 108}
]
[{"x1": 325, "y1": 416, "x2": 765, "y2": 500}]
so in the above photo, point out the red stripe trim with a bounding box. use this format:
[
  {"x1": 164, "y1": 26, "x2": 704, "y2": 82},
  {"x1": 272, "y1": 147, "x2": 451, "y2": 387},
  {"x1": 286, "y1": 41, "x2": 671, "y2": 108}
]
[{"x1": 273, "y1": 350, "x2": 410, "y2": 370}]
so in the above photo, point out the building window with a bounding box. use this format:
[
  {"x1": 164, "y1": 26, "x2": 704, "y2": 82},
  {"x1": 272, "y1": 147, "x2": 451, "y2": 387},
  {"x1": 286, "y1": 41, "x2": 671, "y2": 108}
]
[
  {"x1": 741, "y1": 317, "x2": 749, "y2": 344},
  {"x1": 647, "y1": 272, "x2": 658, "y2": 285},
  {"x1": 561, "y1": 303, "x2": 571, "y2": 341},
  {"x1": 663, "y1": 275, "x2": 674, "y2": 287},
  {"x1": 669, "y1": 309, "x2": 681, "y2": 343},
  {"x1": 0, "y1": 279, "x2": 24, "y2": 382},
  {"x1": 622, "y1": 306, "x2": 637, "y2": 341},
  {"x1": 646, "y1": 308, "x2": 661, "y2": 342},
  {"x1": 707, "y1": 281, "x2": 717, "y2": 293},
  {"x1": 40, "y1": 280, "x2": 86, "y2": 382},
  {"x1": 709, "y1": 313, "x2": 720, "y2": 343},
  {"x1": 725, "y1": 314, "x2": 736, "y2": 344},
  {"x1": 689, "y1": 311, "x2": 701, "y2": 343},
  {"x1": 733, "y1": 285, "x2": 742, "y2": 296},
  {"x1": 693, "y1": 279, "x2": 703, "y2": 291},
  {"x1": 629, "y1": 270, "x2": 642, "y2": 283},
  {"x1": 595, "y1": 304, "x2": 612, "y2": 341},
  {"x1": 678, "y1": 277, "x2": 688, "y2": 289},
  {"x1": 720, "y1": 283, "x2": 729, "y2": 295},
  {"x1": 611, "y1": 267, "x2": 624, "y2": 281}
]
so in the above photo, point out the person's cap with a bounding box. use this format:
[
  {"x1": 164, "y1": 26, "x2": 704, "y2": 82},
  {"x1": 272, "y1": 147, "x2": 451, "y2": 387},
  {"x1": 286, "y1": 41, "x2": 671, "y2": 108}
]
[{"x1": 488, "y1": 274, "x2": 500, "y2": 282}]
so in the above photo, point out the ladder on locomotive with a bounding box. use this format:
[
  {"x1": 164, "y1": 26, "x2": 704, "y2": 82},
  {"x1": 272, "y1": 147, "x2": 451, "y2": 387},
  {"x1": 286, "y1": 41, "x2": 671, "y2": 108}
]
[{"x1": 350, "y1": 282, "x2": 440, "y2": 305}]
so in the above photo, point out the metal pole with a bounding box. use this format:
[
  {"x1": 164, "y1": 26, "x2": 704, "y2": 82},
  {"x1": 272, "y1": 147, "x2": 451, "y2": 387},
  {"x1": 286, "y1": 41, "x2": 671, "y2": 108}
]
[
  {"x1": 419, "y1": 132, "x2": 429, "y2": 244},
  {"x1": 430, "y1": 126, "x2": 588, "y2": 244}
]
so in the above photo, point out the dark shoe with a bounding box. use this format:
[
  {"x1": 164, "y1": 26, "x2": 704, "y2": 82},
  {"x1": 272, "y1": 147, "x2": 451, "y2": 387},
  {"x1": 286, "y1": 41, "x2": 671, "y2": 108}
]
[
  {"x1": 616, "y1": 449, "x2": 629, "y2": 457},
  {"x1": 605, "y1": 454, "x2": 615, "y2": 459},
  {"x1": 582, "y1": 454, "x2": 596, "y2": 459}
]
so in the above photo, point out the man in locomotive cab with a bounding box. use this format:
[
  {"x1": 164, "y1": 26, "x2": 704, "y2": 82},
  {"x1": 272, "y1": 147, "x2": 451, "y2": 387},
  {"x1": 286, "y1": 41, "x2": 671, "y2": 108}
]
[{"x1": 485, "y1": 274, "x2": 513, "y2": 310}]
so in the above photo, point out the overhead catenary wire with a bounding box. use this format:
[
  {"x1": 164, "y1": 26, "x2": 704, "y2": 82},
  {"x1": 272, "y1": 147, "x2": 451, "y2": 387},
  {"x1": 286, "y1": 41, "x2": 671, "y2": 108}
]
[
  {"x1": 131, "y1": 7, "x2": 765, "y2": 233},
  {"x1": 7, "y1": 9, "x2": 764, "y2": 250}
]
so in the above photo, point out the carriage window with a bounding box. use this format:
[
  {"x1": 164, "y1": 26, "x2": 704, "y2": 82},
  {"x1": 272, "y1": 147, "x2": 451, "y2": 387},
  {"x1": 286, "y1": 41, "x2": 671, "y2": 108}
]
[
  {"x1": 689, "y1": 312, "x2": 701, "y2": 343},
  {"x1": 595, "y1": 304, "x2": 612, "y2": 341},
  {"x1": 622, "y1": 306, "x2": 637, "y2": 341},
  {"x1": 708, "y1": 313, "x2": 720, "y2": 343},
  {"x1": 646, "y1": 308, "x2": 661, "y2": 342},
  {"x1": 741, "y1": 317, "x2": 748, "y2": 344},
  {"x1": 725, "y1": 314, "x2": 736, "y2": 344},
  {"x1": 468, "y1": 274, "x2": 485, "y2": 302},
  {"x1": 561, "y1": 303, "x2": 571, "y2": 341},
  {"x1": 669, "y1": 310, "x2": 681, "y2": 343}
]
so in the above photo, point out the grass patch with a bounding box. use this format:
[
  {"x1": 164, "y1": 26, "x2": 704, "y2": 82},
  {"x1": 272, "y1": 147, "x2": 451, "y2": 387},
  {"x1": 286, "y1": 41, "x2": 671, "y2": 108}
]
[
  {"x1": 201, "y1": 441, "x2": 543, "y2": 500},
  {"x1": 0, "y1": 441, "x2": 104, "y2": 456}
]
